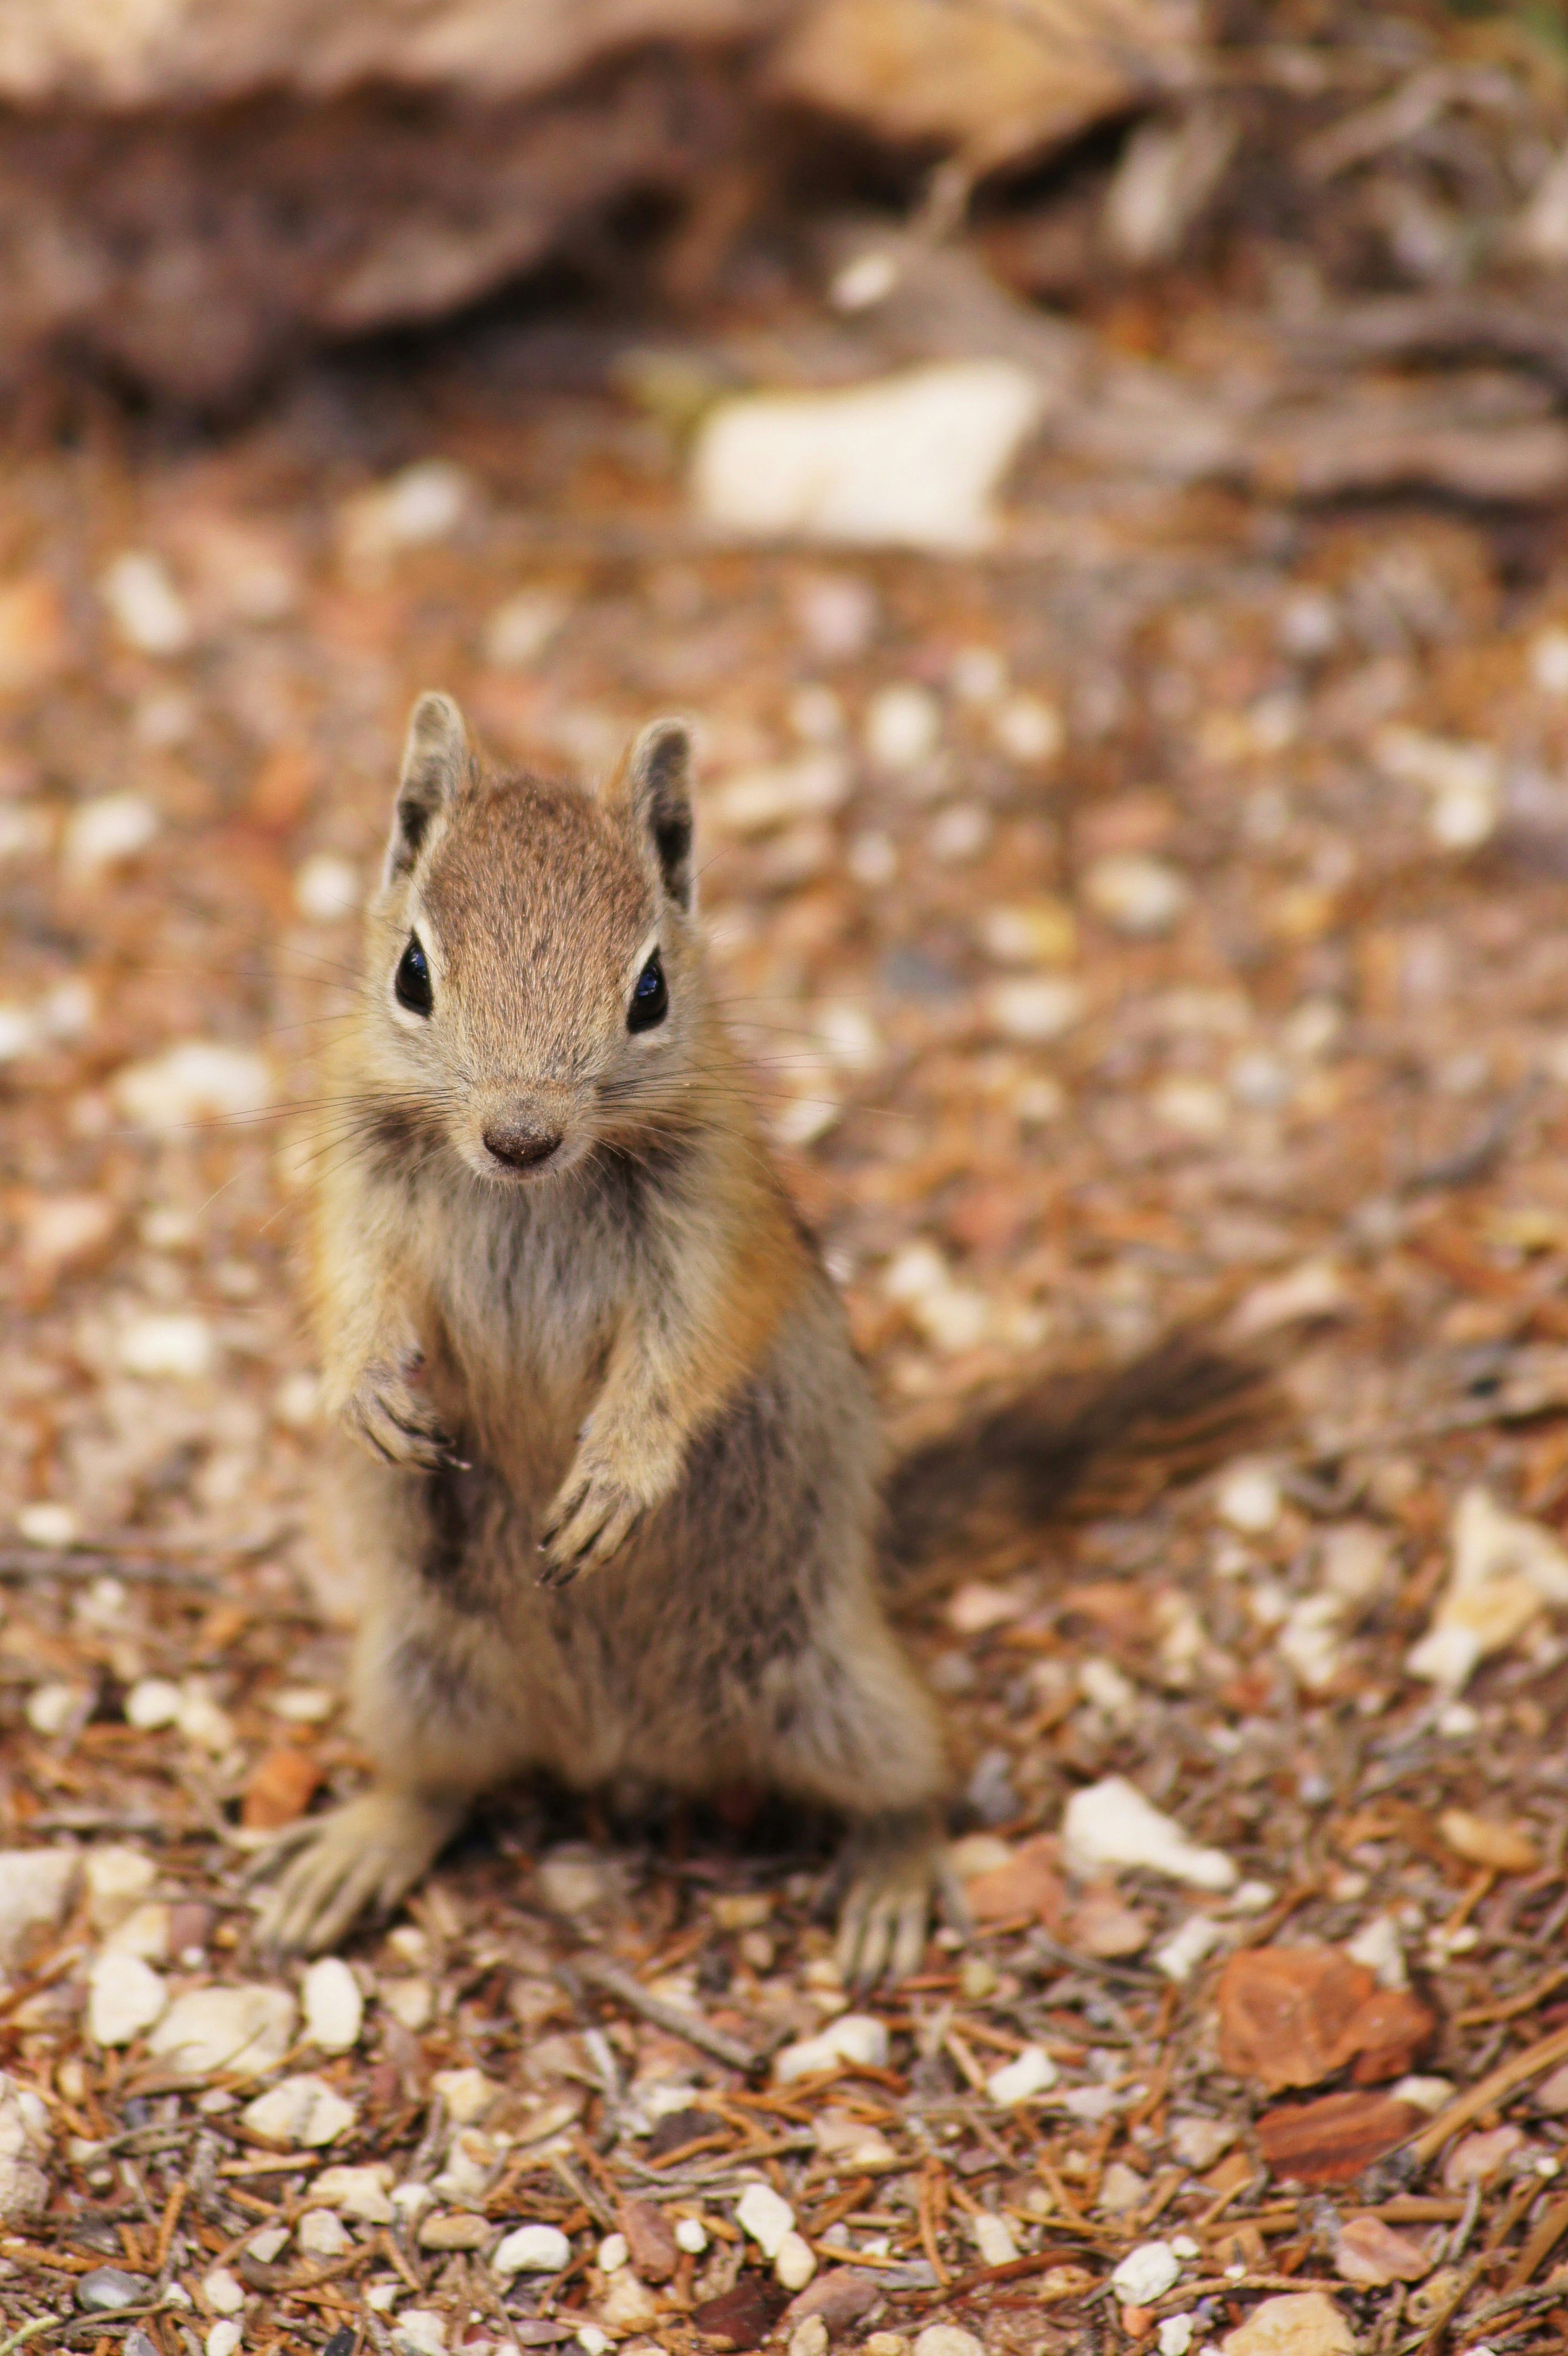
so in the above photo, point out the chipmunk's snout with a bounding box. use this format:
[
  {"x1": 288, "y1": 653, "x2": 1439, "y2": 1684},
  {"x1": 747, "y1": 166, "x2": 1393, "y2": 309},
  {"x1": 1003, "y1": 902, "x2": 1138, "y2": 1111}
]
[{"x1": 482, "y1": 1116, "x2": 562, "y2": 1174}]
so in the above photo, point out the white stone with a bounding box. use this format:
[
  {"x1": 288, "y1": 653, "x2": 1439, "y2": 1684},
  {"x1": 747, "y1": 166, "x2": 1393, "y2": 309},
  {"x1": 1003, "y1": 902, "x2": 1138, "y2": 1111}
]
[
  {"x1": 993, "y1": 693, "x2": 1063, "y2": 766},
  {"x1": 737, "y1": 2181, "x2": 796, "y2": 2258},
  {"x1": 1110, "y1": 2241, "x2": 1183, "y2": 2305},
  {"x1": 710, "y1": 752, "x2": 850, "y2": 836},
  {"x1": 691, "y1": 361, "x2": 1045, "y2": 554},
  {"x1": 1410, "y1": 1487, "x2": 1568, "y2": 1689},
  {"x1": 112, "y1": 1040, "x2": 271, "y2": 1133},
  {"x1": 1344, "y1": 1913, "x2": 1407, "y2": 1990},
  {"x1": 1083, "y1": 852, "x2": 1190, "y2": 938},
  {"x1": 983, "y1": 975, "x2": 1086, "y2": 1043},
  {"x1": 84, "y1": 1846, "x2": 156, "y2": 1932},
  {"x1": 206, "y1": 2325, "x2": 242, "y2": 2356},
  {"x1": 773, "y1": 2011, "x2": 889, "y2": 2085},
  {"x1": 433, "y1": 2127, "x2": 501, "y2": 2203},
  {"x1": 16, "y1": 1501, "x2": 78, "y2": 1547},
  {"x1": 149, "y1": 1984, "x2": 296, "y2": 2080},
  {"x1": 0, "y1": 1847, "x2": 79, "y2": 1968},
  {"x1": 293, "y1": 854, "x2": 361, "y2": 922},
  {"x1": 25, "y1": 1682, "x2": 83, "y2": 1737},
  {"x1": 972, "y1": 2212, "x2": 1019, "y2": 2267},
  {"x1": 790, "y1": 2318, "x2": 829, "y2": 2356},
  {"x1": 576, "y1": 2332, "x2": 610, "y2": 2356},
  {"x1": 298, "y1": 2207, "x2": 352, "y2": 2257},
  {"x1": 202, "y1": 2267, "x2": 246, "y2": 2316},
  {"x1": 118, "y1": 1312, "x2": 215, "y2": 1381},
  {"x1": 675, "y1": 2217, "x2": 708, "y2": 2254},
  {"x1": 64, "y1": 792, "x2": 159, "y2": 875},
  {"x1": 101, "y1": 552, "x2": 193, "y2": 656},
  {"x1": 431, "y1": 2073, "x2": 496, "y2": 2130},
  {"x1": 1320, "y1": 1522, "x2": 1392, "y2": 1606},
  {"x1": 309, "y1": 2164, "x2": 394, "y2": 2223},
  {"x1": 125, "y1": 1677, "x2": 183, "y2": 1729},
  {"x1": 1216, "y1": 1463, "x2": 1281, "y2": 1535},
  {"x1": 303, "y1": 1957, "x2": 363, "y2": 2052},
  {"x1": 0, "y1": 2071, "x2": 52, "y2": 2222},
  {"x1": 242, "y1": 2073, "x2": 355, "y2": 2148},
  {"x1": 88, "y1": 1950, "x2": 167, "y2": 2047},
  {"x1": 600, "y1": 2274, "x2": 662, "y2": 2331},
  {"x1": 986, "y1": 2044, "x2": 1057, "y2": 2107},
  {"x1": 482, "y1": 589, "x2": 568, "y2": 670},
  {"x1": 913, "y1": 2330, "x2": 985, "y2": 2356},
  {"x1": 1391, "y1": 2076, "x2": 1454, "y2": 2114},
  {"x1": 535, "y1": 1849, "x2": 618, "y2": 1916},
  {"x1": 1375, "y1": 725, "x2": 1500, "y2": 851},
  {"x1": 1159, "y1": 2320, "x2": 1195, "y2": 2356},
  {"x1": 775, "y1": 2230, "x2": 816, "y2": 2290},
  {"x1": 1279, "y1": 1593, "x2": 1346, "y2": 1695},
  {"x1": 1169, "y1": 2116, "x2": 1234, "y2": 2171},
  {"x1": 340, "y1": 461, "x2": 476, "y2": 575},
  {"x1": 865, "y1": 684, "x2": 941, "y2": 771},
  {"x1": 176, "y1": 1682, "x2": 235, "y2": 1752},
  {"x1": 597, "y1": 2232, "x2": 629, "y2": 2272},
  {"x1": 493, "y1": 2223, "x2": 571, "y2": 2279},
  {"x1": 382, "y1": 1975, "x2": 433, "y2": 2031},
  {"x1": 1062, "y1": 1777, "x2": 1238, "y2": 1891},
  {"x1": 393, "y1": 2310, "x2": 449, "y2": 2356},
  {"x1": 1533, "y1": 626, "x2": 1568, "y2": 696},
  {"x1": 1153, "y1": 1915, "x2": 1227, "y2": 1983}
]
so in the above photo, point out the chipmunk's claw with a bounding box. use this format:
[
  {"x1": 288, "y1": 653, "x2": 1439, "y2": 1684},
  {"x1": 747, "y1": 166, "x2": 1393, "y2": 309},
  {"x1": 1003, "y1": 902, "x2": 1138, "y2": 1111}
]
[
  {"x1": 536, "y1": 1464, "x2": 644, "y2": 1583},
  {"x1": 253, "y1": 1790, "x2": 464, "y2": 1955},
  {"x1": 833, "y1": 1812, "x2": 969, "y2": 1992}
]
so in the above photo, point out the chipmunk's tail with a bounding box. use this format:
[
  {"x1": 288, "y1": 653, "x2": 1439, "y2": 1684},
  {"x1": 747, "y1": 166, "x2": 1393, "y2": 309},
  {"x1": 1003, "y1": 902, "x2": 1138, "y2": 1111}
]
[{"x1": 879, "y1": 1325, "x2": 1291, "y2": 1601}]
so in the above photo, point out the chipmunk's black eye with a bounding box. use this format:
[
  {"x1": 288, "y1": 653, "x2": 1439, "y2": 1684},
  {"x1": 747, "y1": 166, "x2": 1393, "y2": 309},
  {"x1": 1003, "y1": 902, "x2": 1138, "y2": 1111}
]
[
  {"x1": 627, "y1": 951, "x2": 668, "y2": 1033},
  {"x1": 395, "y1": 934, "x2": 433, "y2": 1017}
]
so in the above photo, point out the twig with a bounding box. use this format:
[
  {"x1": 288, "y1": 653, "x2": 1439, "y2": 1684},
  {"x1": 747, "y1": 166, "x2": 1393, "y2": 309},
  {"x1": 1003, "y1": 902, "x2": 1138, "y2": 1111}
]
[
  {"x1": 565, "y1": 1954, "x2": 759, "y2": 2073},
  {"x1": 1405, "y1": 2020, "x2": 1568, "y2": 2164}
]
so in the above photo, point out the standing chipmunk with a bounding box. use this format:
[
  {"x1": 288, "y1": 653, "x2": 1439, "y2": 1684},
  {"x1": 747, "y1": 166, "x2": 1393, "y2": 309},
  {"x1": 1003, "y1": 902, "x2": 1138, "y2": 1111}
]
[{"x1": 262, "y1": 694, "x2": 1277, "y2": 1976}]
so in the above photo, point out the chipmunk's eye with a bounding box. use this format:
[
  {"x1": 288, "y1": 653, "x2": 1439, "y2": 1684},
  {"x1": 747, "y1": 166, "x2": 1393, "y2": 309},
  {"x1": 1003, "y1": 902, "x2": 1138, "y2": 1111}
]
[
  {"x1": 626, "y1": 951, "x2": 668, "y2": 1034},
  {"x1": 395, "y1": 934, "x2": 433, "y2": 1017}
]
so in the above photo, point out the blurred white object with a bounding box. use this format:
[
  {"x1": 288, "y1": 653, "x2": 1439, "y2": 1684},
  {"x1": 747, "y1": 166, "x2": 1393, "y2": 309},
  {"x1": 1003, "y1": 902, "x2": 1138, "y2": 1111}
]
[
  {"x1": 100, "y1": 552, "x2": 193, "y2": 656},
  {"x1": 691, "y1": 363, "x2": 1045, "y2": 552},
  {"x1": 1104, "y1": 105, "x2": 1239, "y2": 268},
  {"x1": 482, "y1": 589, "x2": 568, "y2": 670},
  {"x1": 1063, "y1": 1775, "x2": 1238, "y2": 1890},
  {"x1": 294, "y1": 854, "x2": 361, "y2": 922},
  {"x1": 64, "y1": 792, "x2": 159, "y2": 875}
]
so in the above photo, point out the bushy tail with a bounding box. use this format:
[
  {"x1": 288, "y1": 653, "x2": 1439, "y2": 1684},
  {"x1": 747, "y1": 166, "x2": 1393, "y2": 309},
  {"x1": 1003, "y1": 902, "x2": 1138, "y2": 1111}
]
[{"x1": 880, "y1": 1327, "x2": 1289, "y2": 1599}]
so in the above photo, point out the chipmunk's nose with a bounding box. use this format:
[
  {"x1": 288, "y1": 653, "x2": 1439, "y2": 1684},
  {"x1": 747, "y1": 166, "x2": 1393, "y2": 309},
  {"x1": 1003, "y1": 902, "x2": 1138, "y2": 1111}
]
[{"x1": 482, "y1": 1117, "x2": 562, "y2": 1172}]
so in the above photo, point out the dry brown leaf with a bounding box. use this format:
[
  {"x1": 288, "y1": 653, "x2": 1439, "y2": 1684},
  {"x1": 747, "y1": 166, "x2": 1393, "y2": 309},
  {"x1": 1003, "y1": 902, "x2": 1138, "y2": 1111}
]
[{"x1": 1256, "y1": 2091, "x2": 1423, "y2": 2186}]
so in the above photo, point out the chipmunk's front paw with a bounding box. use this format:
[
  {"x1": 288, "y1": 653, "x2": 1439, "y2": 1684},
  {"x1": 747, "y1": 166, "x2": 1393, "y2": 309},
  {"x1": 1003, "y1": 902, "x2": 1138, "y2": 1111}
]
[
  {"x1": 340, "y1": 1351, "x2": 458, "y2": 1473},
  {"x1": 537, "y1": 1457, "x2": 648, "y2": 1587},
  {"x1": 834, "y1": 1810, "x2": 969, "y2": 1991}
]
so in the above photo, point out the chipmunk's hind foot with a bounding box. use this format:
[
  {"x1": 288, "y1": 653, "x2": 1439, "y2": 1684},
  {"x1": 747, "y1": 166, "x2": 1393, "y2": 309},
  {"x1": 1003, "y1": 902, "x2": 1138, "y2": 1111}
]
[
  {"x1": 255, "y1": 1788, "x2": 465, "y2": 1955},
  {"x1": 833, "y1": 1810, "x2": 969, "y2": 1991}
]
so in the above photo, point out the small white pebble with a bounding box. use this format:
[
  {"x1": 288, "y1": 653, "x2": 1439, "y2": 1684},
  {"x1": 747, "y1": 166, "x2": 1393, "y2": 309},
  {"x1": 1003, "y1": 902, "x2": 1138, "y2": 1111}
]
[
  {"x1": 1158, "y1": 2319, "x2": 1195, "y2": 2356},
  {"x1": 1216, "y1": 1462, "x2": 1281, "y2": 1535},
  {"x1": 303, "y1": 1956, "x2": 363, "y2": 2052},
  {"x1": 16, "y1": 1501, "x2": 79, "y2": 1548},
  {"x1": 25, "y1": 1681, "x2": 82, "y2": 1737},
  {"x1": 992, "y1": 692, "x2": 1063, "y2": 765},
  {"x1": 493, "y1": 2223, "x2": 571, "y2": 2279},
  {"x1": 865, "y1": 683, "x2": 940, "y2": 771},
  {"x1": 206, "y1": 2325, "x2": 243, "y2": 2356},
  {"x1": 598, "y1": 2232, "x2": 629, "y2": 2273},
  {"x1": 64, "y1": 792, "x2": 159, "y2": 875},
  {"x1": 986, "y1": 2045, "x2": 1057, "y2": 2107},
  {"x1": 674, "y1": 2216, "x2": 708, "y2": 2254},
  {"x1": 202, "y1": 2267, "x2": 246, "y2": 2316},
  {"x1": 101, "y1": 552, "x2": 193, "y2": 656},
  {"x1": 738, "y1": 2181, "x2": 796, "y2": 2258},
  {"x1": 125, "y1": 1677, "x2": 183, "y2": 1730},
  {"x1": 293, "y1": 854, "x2": 361, "y2": 922},
  {"x1": 1110, "y1": 2241, "x2": 1182, "y2": 2305},
  {"x1": 1082, "y1": 851, "x2": 1189, "y2": 938},
  {"x1": 775, "y1": 2228, "x2": 816, "y2": 2290},
  {"x1": 576, "y1": 2331, "x2": 610, "y2": 2356},
  {"x1": 298, "y1": 2208, "x2": 351, "y2": 2258}
]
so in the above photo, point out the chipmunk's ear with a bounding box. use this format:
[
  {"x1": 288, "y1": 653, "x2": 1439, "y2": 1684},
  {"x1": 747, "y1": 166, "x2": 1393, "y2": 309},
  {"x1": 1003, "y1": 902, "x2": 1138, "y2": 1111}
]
[
  {"x1": 387, "y1": 692, "x2": 468, "y2": 881},
  {"x1": 617, "y1": 718, "x2": 694, "y2": 910}
]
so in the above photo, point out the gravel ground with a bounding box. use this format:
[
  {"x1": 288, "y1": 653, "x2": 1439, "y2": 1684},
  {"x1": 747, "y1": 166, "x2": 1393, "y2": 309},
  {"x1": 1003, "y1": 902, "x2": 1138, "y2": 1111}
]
[{"x1": 10, "y1": 175, "x2": 1568, "y2": 2354}]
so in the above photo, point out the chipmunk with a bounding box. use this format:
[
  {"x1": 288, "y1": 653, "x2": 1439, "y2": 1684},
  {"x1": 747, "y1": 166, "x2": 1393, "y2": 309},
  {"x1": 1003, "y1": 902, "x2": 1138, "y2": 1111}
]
[{"x1": 261, "y1": 694, "x2": 1277, "y2": 1977}]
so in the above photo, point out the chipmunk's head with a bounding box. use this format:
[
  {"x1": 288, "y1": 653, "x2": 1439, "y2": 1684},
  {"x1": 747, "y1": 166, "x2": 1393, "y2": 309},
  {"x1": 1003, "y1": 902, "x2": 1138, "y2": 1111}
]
[{"x1": 363, "y1": 692, "x2": 709, "y2": 1185}]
